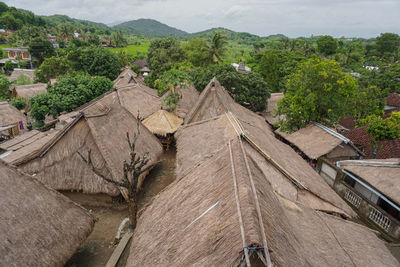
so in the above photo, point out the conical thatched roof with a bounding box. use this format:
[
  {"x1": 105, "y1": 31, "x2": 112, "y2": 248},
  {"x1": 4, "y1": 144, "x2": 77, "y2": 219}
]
[
  {"x1": 0, "y1": 160, "x2": 95, "y2": 266},
  {"x1": 0, "y1": 101, "x2": 26, "y2": 127},
  {"x1": 127, "y1": 129, "x2": 398, "y2": 266},
  {"x1": 142, "y1": 110, "x2": 183, "y2": 136},
  {"x1": 161, "y1": 85, "x2": 199, "y2": 119},
  {"x1": 18, "y1": 95, "x2": 163, "y2": 197}
]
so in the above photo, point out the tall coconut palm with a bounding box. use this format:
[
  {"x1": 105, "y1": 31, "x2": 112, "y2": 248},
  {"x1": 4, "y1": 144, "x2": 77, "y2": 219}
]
[{"x1": 208, "y1": 33, "x2": 228, "y2": 63}]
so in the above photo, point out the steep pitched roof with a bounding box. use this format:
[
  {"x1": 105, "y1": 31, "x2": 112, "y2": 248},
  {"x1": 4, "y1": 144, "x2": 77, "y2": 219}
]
[
  {"x1": 142, "y1": 110, "x2": 183, "y2": 136},
  {"x1": 160, "y1": 85, "x2": 199, "y2": 119},
  {"x1": 0, "y1": 160, "x2": 95, "y2": 266},
  {"x1": 8, "y1": 69, "x2": 35, "y2": 82},
  {"x1": 127, "y1": 115, "x2": 398, "y2": 266},
  {"x1": 263, "y1": 92, "x2": 284, "y2": 125},
  {"x1": 18, "y1": 96, "x2": 163, "y2": 196},
  {"x1": 385, "y1": 92, "x2": 400, "y2": 108},
  {"x1": 113, "y1": 67, "x2": 139, "y2": 88}
]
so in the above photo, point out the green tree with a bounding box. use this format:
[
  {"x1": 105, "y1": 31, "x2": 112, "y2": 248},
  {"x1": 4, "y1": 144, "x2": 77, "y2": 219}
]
[
  {"x1": 317, "y1": 35, "x2": 338, "y2": 56},
  {"x1": 57, "y1": 23, "x2": 75, "y2": 41},
  {"x1": 10, "y1": 97, "x2": 26, "y2": 110},
  {"x1": 359, "y1": 111, "x2": 400, "y2": 142},
  {"x1": 192, "y1": 64, "x2": 270, "y2": 112},
  {"x1": 183, "y1": 38, "x2": 212, "y2": 67},
  {"x1": 153, "y1": 69, "x2": 192, "y2": 95},
  {"x1": 352, "y1": 86, "x2": 386, "y2": 120},
  {"x1": 0, "y1": 74, "x2": 10, "y2": 100},
  {"x1": 29, "y1": 74, "x2": 113, "y2": 123},
  {"x1": 376, "y1": 33, "x2": 400, "y2": 56},
  {"x1": 110, "y1": 31, "x2": 128, "y2": 48},
  {"x1": 114, "y1": 50, "x2": 133, "y2": 68},
  {"x1": 258, "y1": 49, "x2": 305, "y2": 92},
  {"x1": 277, "y1": 58, "x2": 358, "y2": 131},
  {"x1": 3, "y1": 60, "x2": 17, "y2": 75},
  {"x1": 14, "y1": 73, "x2": 32, "y2": 85},
  {"x1": 208, "y1": 33, "x2": 228, "y2": 63},
  {"x1": 34, "y1": 56, "x2": 71, "y2": 83},
  {"x1": 28, "y1": 37, "x2": 55, "y2": 65},
  {"x1": 68, "y1": 46, "x2": 121, "y2": 80}
]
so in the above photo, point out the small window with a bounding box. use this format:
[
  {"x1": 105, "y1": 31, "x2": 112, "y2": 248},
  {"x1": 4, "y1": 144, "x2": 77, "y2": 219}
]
[
  {"x1": 343, "y1": 175, "x2": 355, "y2": 187},
  {"x1": 378, "y1": 198, "x2": 400, "y2": 222}
]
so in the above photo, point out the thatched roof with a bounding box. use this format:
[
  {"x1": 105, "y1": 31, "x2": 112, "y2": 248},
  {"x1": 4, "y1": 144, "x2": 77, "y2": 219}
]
[
  {"x1": 177, "y1": 113, "x2": 354, "y2": 216},
  {"x1": 142, "y1": 110, "x2": 183, "y2": 136},
  {"x1": 276, "y1": 123, "x2": 361, "y2": 160},
  {"x1": 184, "y1": 78, "x2": 267, "y2": 130},
  {"x1": 11, "y1": 83, "x2": 47, "y2": 100},
  {"x1": 339, "y1": 159, "x2": 400, "y2": 206},
  {"x1": 0, "y1": 160, "x2": 95, "y2": 266},
  {"x1": 161, "y1": 85, "x2": 199, "y2": 119},
  {"x1": 0, "y1": 101, "x2": 26, "y2": 127},
  {"x1": 113, "y1": 67, "x2": 139, "y2": 88},
  {"x1": 127, "y1": 135, "x2": 398, "y2": 266},
  {"x1": 18, "y1": 97, "x2": 163, "y2": 197},
  {"x1": 263, "y1": 92, "x2": 284, "y2": 124},
  {"x1": 8, "y1": 68, "x2": 35, "y2": 82},
  {"x1": 116, "y1": 83, "x2": 161, "y2": 119},
  {"x1": 0, "y1": 129, "x2": 59, "y2": 165}
]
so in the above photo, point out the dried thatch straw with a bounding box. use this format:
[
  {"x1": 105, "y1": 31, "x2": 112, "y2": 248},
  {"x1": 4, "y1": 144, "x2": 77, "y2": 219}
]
[
  {"x1": 263, "y1": 92, "x2": 284, "y2": 125},
  {"x1": 276, "y1": 124, "x2": 361, "y2": 160},
  {"x1": 142, "y1": 110, "x2": 183, "y2": 136},
  {"x1": 18, "y1": 96, "x2": 163, "y2": 197},
  {"x1": 0, "y1": 101, "x2": 26, "y2": 127},
  {"x1": 113, "y1": 67, "x2": 139, "y2": 88},
  {"x1": 8, "y1": 69, "x2": 35, "y2": 82},
  {"x1": 127, "y1": 137, "x2": 398, "y2": 266},
  {"x1": 0, "y1": 160, "x2": 95, "y2": 266},
  {"x1": 161, "y1": 85, "x2": 199, "y2": 119},
  {"x1": 340, "y1": 158, "x2": 400, "y2": 206},
  {"x1": 0, "y1": 129, "x2": 59, "y2": 165},
  {"x1": 11, "y1": 83, "x2": 47, "y2": 101}
]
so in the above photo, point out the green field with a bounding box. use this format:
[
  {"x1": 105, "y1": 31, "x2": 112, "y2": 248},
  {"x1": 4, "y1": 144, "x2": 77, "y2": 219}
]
[{"x1": 108, "y1": 42, "x2": 150, "y2": 58}]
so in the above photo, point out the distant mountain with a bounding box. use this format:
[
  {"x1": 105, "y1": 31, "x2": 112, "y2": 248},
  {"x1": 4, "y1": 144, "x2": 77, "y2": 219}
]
[
  {"x1": 113, "y1": 19, "x2": 188, "y2": 37},
  {"x1": 41, "y1": 15, "x2": 109, "y2": 30},
  {"x1": 190, "y1": 27, "x2": 262, "y2": 44}
]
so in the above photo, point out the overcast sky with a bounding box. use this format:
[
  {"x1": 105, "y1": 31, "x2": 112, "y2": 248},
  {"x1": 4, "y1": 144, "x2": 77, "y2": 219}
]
[{"x1": 4, "y1": 0, "x2": 400, "y2": 38}]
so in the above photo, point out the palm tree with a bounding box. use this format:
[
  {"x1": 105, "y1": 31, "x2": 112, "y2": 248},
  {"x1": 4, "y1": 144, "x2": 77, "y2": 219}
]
[{"x1": 208, "y1": 33, "x2": 228, "y2": 63}]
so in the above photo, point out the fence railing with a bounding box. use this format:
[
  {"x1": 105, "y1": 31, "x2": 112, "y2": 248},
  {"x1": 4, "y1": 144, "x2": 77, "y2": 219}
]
[
  {"x1": 369, "y1": 207, "x2": 391, "y2": 232},
  {"x1": 344, "y1": 188, "x2": 361, "y2": 208}
]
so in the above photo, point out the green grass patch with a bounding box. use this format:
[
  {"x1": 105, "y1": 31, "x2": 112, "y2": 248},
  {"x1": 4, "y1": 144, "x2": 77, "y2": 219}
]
[{"x1": 108, "y1": 43, "x2": 150, "y2": 58}]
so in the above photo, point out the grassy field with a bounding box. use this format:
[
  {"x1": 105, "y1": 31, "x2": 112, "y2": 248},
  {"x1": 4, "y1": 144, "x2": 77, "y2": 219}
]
[{"x1": 108, "y1": 42, "x2": 150, "y2": 58}]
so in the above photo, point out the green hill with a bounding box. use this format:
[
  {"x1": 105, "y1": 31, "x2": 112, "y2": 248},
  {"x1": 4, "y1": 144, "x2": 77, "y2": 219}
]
[
  {"x1": 41, "y1": 15, "x2": 109, "y2": 30},
  {"x1": 113, "y1": 19, "x2": 188, "y2": 37}
]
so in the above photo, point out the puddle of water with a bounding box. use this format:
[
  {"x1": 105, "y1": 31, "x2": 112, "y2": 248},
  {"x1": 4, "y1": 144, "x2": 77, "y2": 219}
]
[{"x1": 66, "y1": 147, "x2": 177, "y2": 267}]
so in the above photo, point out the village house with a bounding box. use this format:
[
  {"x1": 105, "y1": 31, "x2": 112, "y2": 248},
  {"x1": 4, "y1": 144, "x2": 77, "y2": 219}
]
[
  {"x1": 275, "y1": 123, "x2": 363, "y2": 172},
  {"x1": 318, "y1": 159, "x2": 400, "y2": 241},
  {"x1": 7, "y1": 68, "x2": 35, "y2": 82},
  {"x1": 0, "y1": 101, "x2": 26, "y2": 141},
  {"x1": 10, "y1": 83, "x2": 47, "y2": 111},
  {"x1": 0, "y1": 160, "x2": 95, "y2": 266},
  {"x1": 132, "y1": 58, "x2": 151, "y2": 76},
  {"x1": 385, "y1": 92, "x2": 400, "y2": 114},
  {"x1": 16, "y1": 93, "x2": 162, "y2": 204},
  {"x1": 126, "y1": 79, "x2": 398, "y2": 266},
  {"x1": 232, "y1": 61, "x2": 251, "y2": 72},
  {"x1": 1, "y1": 47, "x2": 32, "y2": 68}
]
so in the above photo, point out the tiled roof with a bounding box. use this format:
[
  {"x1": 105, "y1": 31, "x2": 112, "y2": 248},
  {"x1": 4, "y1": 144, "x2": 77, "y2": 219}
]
[{"x1": 385, "y1": 93, "x2": 400, "y2": 108}]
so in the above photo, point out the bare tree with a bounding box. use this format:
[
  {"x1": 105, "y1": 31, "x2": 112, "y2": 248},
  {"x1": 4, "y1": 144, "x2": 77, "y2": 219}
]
[{"x1": 78, "y1": 117, "x2": 156, "y2": 230}]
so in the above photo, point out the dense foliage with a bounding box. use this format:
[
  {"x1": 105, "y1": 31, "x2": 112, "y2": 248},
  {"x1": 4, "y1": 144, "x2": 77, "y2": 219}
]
[
  {"x1": 35, "y1": 56, "x2": 71, "y2": 83},
  {"x1": 10, "y1": 97, "x2": 26, "y2": 110},
  {"x1": 0, "y1": 74, "x2": 10, "y2": 100},
  {"x1": 68, "y1": 46, "x2": 121, "y2": 80},
  {"x1": 359, "y1": 111, "x2": 400, "y2": 142},
  {"x1": 29, "y1": 74, "x2": 113, "y2": 122},
  {"x1": 13, "y1": 73, "x2": 32, "y2": 85}
]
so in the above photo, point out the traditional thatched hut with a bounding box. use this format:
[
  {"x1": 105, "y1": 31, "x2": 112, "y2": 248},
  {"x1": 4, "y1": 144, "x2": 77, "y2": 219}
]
[
  {"x1": 0, "y1": 101, "x2": 26, "y2": 127},
  {"x1": 263, "y1": 92, "x2": 284, "y2": 125},
  {"x1": 161, "y1": 85, "x2": 199, "y2": 119},
  {"x1": 7, "y1": 68, "x2": 35, "y2": 82},
  {"x1": 127, "y1": 117, "x2": 398, "y2": 266},
  {"x1": 10, "y1": 83, "x2": 47, "y2": 100},
  {"x1": 329, "y1": 159, "x2": 400, "y2": 240},
  {"x1": 276, "y1": 123, "x2": 363, "y2": 163},
  {"x1": 0, "y1": 129, "x2": 59, "y2": 165},
  {"x1": 0, "y1": 160, "x2": 95, "y2": 266},
  {"x1": 142, "y1": 110, "x2": 183, "y2": 136},
  {"x1": 17, "y1": 95, "x2": 163, "y2": 201},
  {"x1": 113, "y1": 67, "x2": 139, "y2": 88}
]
